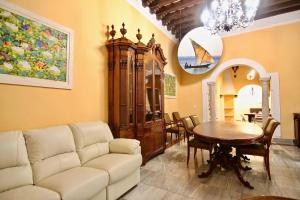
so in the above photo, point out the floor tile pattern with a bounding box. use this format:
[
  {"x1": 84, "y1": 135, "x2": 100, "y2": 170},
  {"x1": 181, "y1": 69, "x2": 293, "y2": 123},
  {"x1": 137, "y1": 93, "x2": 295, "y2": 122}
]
[{"x1": 121, "y1": 142, "x2": 300, "y2": 200}]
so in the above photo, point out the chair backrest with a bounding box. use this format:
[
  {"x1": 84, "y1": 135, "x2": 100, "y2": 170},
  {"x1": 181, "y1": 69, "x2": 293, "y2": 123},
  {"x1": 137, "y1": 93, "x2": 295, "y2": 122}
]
[
  {"x1": 264, "y1": 118, "x2": 280, "y2": 147},
  {"x1": 69, "y1": 121, "x2": 114, "y2": 164},
  {"x1": 182, "y1": 117, "x2": 195, "y2": 138},
  {"x1": 164, "y1": 113, "x2": 172, "y2": 125},
  {"x1": 172, "y1": 112, "x2": 181, "y2": 122},
  {"x1": 262, "y1": 117, "x2": 272, "y2": 132},
  {"x1": 0, "y1": 131, "x2": 33, "y2": 193},
  {"x1": 24, "y1": 125, "x2": 81, "y2": 183},
  {"x1": 190, "y1": 115, "x2": 200, "y2": 126}
]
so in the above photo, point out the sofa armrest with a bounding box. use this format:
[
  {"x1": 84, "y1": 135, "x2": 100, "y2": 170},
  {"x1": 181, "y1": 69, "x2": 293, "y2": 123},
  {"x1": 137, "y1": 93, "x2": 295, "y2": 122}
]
[{"x1": 109, "y1": 139, "x2": 141, "y2": 154}]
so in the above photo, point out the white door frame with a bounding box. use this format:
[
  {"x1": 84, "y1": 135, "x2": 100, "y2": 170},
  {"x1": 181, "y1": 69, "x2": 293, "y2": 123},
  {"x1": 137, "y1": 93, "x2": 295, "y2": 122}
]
[
  {"x1": 270, "y1": 72, "x2": 281, "y2": 138},
  {"x1": 202, "y1": 58, "x2": 281, "y2": 138}
]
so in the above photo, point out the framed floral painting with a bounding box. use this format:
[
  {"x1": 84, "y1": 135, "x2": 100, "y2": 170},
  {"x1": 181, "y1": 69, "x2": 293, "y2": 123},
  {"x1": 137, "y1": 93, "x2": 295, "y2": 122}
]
[
  {"x1": 0, "y1": 1, "x2": 74, "y2": 89},
  {"x1": 164, "y1": 73, "x2": 176, "y2": 98}
]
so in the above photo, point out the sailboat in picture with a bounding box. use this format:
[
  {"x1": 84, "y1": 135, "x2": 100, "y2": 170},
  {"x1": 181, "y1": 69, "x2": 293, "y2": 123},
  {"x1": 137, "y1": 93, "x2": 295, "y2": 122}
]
[
  {"x1": 177, "y1": 27, "x2": 223, "y2": 75},
  {"x1": 184, "y1": 38, "x2": 215, "y2": 69}
]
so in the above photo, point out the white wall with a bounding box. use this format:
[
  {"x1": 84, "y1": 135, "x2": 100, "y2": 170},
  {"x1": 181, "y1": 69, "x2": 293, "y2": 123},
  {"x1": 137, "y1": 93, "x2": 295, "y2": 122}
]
[{"x1": 234, "y1": 85, "x2": 262, "y2": 121}]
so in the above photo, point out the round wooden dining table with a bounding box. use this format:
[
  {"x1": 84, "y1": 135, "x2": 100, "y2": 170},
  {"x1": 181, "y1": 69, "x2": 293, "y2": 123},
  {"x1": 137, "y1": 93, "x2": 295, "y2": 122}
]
[{"x1": 193, "y1": 121, "x2": 263, "y2": 189}]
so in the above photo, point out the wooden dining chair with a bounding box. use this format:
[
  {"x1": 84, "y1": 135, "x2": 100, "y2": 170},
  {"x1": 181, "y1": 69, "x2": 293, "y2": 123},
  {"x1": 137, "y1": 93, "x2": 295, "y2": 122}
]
[
  {"x1": 182, "y1": 117, "x2": 212, "y2": 165},
  {"x1": 241, "y1": 117, "x2": 274, "y2": 161},
  {"x1": 236, "y1": 118, "x2": 280, "y2": 180},
  {"x1": 172, "y1": 112, "x2": 186, "y2": 141},
  {"x1": 190, "y1": 115, "x2": 200, "y2": 126},
  {"x1": 164, "y1": 113, "x2": 184, "y2": 144}
]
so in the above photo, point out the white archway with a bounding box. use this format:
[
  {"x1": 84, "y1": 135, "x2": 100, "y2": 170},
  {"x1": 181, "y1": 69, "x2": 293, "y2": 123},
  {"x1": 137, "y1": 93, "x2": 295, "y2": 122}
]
[
  {"x1": 201, "y1": 58, "x2": 281, "y2": 138},
  {"x1": 207, "y1": 58, "x2": 270, "y2": 82}
]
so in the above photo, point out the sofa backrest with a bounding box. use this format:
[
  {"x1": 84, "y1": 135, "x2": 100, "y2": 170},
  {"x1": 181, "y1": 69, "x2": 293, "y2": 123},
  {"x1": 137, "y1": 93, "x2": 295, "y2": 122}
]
[
  {"x1": 0, "y1": 131, "x2": 33, "y2": 192},
  {"x1": 23, "y1": 125, "x2": 80, "y2": 183},
  {"x1": 69, "y1": 121, "x2": 114, "y2": 164}
]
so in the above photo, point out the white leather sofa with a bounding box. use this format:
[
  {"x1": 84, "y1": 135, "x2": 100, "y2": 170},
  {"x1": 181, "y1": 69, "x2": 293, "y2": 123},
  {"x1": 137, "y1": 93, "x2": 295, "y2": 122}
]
[
  {"x1": 69, "y1": 122, "x2": 142, "y2": 200},
  {"x1": 0, "y1": 121, "x2": 142, "y2": 200},
  {"x1": 0, "y1": 131, "x2": 60, "y2": 200}
]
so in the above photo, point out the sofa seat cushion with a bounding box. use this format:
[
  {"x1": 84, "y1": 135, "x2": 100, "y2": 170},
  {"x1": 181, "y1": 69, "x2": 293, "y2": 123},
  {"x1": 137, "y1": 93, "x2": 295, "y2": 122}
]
[
  {"x1": 37, "y1": 167, "x2": 108, "y2": 200},
  {"x1": 0, "y1": 185, "x2": 60, "y2": 200},
  {"x1": 84, "y1": 153, "x2": 142, "y2": 184}
]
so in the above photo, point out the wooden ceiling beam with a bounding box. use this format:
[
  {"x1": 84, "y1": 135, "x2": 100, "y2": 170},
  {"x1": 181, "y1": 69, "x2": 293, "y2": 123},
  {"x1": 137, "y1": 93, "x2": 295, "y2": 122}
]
[
  {"x1": 175, "y1": 28, "x2": 193, "y2": 39},
  {"x1": 161, "y1": 6, "x2": 201, "y2": 26},
  {"x1": 256, "y1": 0, "x2": 300, "y2": 19},
  {"x1": 173, "y1": 0, "x2": 300, "y2": 36},
  {"x1": 167, "y1": 14, "x2": 196, "y2": 30},
  {"x1": 259, "y1": 0, "x2": 294, "y2": 8},
  {"x1": 156, "y1": 0, "x2": 202, "y2": 20},
  {"x1": 142, "y1": 0, "x2": 156, "y2": 7},
  {"x1": 172, "y1": 21, "x2": 200, "y2": 35},
  {"x1": 149, "y1": 0, "x2": 181, "y2": 13},
  {"x1": 256, "y1": 4, "x2": 300, "y2": 19},
  {"x1": 142, "y1": 0, "x2": 300, "y2": 39}
]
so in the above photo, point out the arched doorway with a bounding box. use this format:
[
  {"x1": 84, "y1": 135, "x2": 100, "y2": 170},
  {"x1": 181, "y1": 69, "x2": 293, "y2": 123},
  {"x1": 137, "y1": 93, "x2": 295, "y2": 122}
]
[
  {"x1": 235, "y1": 84, "x2": 262, "y2": 122},
  {"x1": 202, "y1": 58, "x2": 281, "y2": 138}
]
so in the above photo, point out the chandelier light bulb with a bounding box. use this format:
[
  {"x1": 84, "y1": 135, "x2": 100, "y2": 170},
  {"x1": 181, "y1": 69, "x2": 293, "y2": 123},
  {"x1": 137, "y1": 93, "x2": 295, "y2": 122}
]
[
  {"x1": 208, "y1": 18, "x2": 216, "y2": 28},
  {"x1": 218, "y1": 14, "x2": 225, "y2": 23},
  {"x1": 237, "y1": 10, "x2": 243, "y2": 18},
  {"x1": 201, "y1": 9, "x2": 210, "y2": 24},
  {"x1": 227, "y1": 17, "x2": 233, "y2": 25},
  {"x1": 211, "y1": 0, "x2": 219, "y2": 11},
  {"x1": 221, "y1": 0, "x2": 230, "y2": 12}
]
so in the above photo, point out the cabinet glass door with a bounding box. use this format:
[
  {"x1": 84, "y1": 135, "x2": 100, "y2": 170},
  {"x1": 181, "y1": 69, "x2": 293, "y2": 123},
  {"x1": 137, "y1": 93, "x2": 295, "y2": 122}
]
[
  {"x1": 154, "y1": 61, "x2": 162, "y2": 120},
  {"x1": 128, "y1": 56, "x2": 134, "y2": 124},
  {"x1": 145, "y1": 60, "x2": 154, "y2": 122}
]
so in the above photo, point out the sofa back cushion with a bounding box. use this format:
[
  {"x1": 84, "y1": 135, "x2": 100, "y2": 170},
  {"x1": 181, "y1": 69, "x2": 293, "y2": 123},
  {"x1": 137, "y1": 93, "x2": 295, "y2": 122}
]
[
  {"x1": 69, "y1": 121, "x2": 114, "y2": 164},
  {"x1": 0, "y1": 131, "x2": 33, "y2": 192},
  {"x1": 24, "y1": 125, "x2": 80, "y2": 183}
]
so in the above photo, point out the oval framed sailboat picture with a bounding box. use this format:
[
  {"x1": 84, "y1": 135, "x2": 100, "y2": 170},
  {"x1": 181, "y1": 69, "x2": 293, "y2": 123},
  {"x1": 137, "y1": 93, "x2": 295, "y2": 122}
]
[{"x1": 178, "y1": 27, "x2": 223, "y2": 75}]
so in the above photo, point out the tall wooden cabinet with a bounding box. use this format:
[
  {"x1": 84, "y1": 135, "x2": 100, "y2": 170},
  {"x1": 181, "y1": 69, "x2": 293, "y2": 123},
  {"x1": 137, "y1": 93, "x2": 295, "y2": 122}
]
[{"x1": 106, "y1": 24, "x2": 167, "y2": 163}]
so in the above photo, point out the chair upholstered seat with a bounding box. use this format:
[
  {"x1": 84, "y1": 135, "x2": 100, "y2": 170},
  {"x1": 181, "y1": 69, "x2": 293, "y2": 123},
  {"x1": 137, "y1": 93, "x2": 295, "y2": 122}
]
[
  {"x1": 164, "y1": 113, "x2": 185, "y2": 143},
  {"x1": 0, "y1": 185, "x2": 60, "y2": 200},
  {"x1": 181, "y1": 117, "x2": 212, "y2": 165},
  {"x1": 166, "y1": 126, "x2": 185, "y2": 133},
  {"x1": 84, "y1": 153, "x2": 142, "y2": 184},
  {"x1": 188, "y1": 138, "x2": 211, "y2": 149},
  {"x1": 37, "y1": 167, "x2": 108, "y2": 200}
]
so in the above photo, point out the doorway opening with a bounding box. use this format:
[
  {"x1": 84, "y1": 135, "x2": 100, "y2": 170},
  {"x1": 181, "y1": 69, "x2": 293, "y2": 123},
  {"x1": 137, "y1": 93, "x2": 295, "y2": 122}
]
[
  {"x1": 216, "y1": 65, "x2": 265, "y2": 124},
  {"x1": 235, "y1": 84, "x2": 262, "y2": 122},
  {"x1": 201, "y1": 58, "x2": 281, "y2": 138}
]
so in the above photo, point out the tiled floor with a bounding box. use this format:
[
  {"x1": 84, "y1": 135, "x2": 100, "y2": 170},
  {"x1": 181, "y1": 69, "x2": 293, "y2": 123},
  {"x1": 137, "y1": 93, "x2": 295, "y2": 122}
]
[{"x1": 121, "y1": 141, "x2": 300, "y2": 200}]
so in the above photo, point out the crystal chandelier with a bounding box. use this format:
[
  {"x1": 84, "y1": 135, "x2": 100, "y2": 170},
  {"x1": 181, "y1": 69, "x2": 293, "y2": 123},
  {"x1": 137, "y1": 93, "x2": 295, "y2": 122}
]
[{"x1": 201, "y1": 0, "x2": 260, "y2": 34}]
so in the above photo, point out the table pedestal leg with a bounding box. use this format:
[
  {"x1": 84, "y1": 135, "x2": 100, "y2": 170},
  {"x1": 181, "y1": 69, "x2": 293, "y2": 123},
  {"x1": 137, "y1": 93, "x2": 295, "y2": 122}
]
[{"x1": 198, "y1": 144, "x2": 254, "y2": 189}]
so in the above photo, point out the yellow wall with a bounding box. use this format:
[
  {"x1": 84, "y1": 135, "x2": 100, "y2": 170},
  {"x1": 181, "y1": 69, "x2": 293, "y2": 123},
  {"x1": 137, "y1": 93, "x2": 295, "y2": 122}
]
[
  {"x1": 0, "y1": 0, "x2": 182, "y2": 131},
  {"x1": 180, "y1": 22, "x2": 300, "y2": 139},
  {"x1": 1, "y1": 0, "x2": 299, "y2": 140},
  {"x1": 226, "y1": 66, "x2": 260, "y2": 91}
]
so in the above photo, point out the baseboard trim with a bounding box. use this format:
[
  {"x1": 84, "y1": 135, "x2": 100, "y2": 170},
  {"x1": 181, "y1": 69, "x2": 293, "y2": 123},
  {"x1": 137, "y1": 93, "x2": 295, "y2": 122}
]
[{"x1": 272, "y1": 138, "x2": 294, "y2": 145}]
